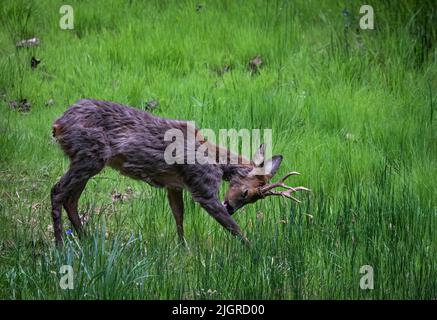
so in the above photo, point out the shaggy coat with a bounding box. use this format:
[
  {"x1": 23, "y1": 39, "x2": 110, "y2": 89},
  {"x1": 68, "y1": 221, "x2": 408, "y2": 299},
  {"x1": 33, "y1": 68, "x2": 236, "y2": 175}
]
[{"x1": 51, "y1": 99, "x2": 253, "y2": 245}]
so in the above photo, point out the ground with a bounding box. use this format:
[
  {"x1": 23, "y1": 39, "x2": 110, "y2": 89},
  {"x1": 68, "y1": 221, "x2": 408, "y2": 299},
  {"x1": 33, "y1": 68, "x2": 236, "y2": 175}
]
[{"x1": 0, "y1": 0, "x2": 436, "y2": 299}]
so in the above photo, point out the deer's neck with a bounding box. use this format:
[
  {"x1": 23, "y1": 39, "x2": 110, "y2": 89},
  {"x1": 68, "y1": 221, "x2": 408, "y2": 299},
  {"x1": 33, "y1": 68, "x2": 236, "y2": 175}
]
[
  {"x1": 221, "y1": 163, "x2": 253, "y2": 181},
  {"x1": 219, "y1": 147, "x2": 253, "y2": 182},
  {"x1": 197, "y1": 137, "x2": 253, "y2": 181}
]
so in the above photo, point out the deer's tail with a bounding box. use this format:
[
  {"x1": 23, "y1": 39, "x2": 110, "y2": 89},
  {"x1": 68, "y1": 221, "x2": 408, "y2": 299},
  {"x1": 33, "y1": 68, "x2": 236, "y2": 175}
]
[{"x1": 52, "y1": 123, "x2": 62, "y2": 138}]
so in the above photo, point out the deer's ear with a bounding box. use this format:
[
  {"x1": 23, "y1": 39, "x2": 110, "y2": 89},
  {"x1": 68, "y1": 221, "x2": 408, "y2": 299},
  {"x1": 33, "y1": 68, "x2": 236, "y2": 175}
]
[
  {"x1": 253, "y1": 144, "x2": 265, "y2": 167},
  {"x1": 264, "y1": 155, "x2": 283, "y2": 178}
]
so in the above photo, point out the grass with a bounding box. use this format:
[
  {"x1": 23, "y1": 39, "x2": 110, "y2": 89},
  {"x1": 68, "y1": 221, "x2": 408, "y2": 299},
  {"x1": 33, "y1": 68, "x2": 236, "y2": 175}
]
[{"x1": 0, "y1": 0, "x2": 436, "y2": 299}]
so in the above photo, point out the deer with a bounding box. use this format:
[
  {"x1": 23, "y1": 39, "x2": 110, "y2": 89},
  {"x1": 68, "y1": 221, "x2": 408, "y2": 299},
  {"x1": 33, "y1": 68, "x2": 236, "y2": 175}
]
[{"x1": 51, "y1": 99, "x2": 310, "y2": 246}]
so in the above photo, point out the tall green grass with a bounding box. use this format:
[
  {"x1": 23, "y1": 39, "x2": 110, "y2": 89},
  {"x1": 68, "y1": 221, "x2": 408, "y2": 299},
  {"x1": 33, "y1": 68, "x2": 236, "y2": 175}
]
[{"x1": 0, "y1": 0, "x2": 436, "y2": 299}]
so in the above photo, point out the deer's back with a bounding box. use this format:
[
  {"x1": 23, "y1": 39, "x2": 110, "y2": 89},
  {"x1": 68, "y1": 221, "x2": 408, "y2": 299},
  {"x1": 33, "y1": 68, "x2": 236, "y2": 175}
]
[
  {"x1": 53, "y1": 99, "x2": 193, "y2": 188},
  {"x1": 54, "y1": 98, "x2": 186, "y2": 148}
]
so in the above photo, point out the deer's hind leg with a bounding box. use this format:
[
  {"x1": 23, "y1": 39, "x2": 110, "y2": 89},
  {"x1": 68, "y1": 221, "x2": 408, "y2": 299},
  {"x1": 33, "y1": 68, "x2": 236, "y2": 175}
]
[
  {"x1": 51, "y1": 127, "x2": 110, "y2": 246},
  {"x1": 51, "y1": 161, "x2": 105, "y2": 245},
  {"x1": 63, "y1": 181, "x2": 87, "y2": 236}
]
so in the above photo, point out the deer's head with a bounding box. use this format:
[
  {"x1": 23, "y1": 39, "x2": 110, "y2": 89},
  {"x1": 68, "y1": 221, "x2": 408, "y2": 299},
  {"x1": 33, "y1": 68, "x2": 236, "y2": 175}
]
[{"x1": 223, "y1": 144, "x2": 310, "y2": 215}]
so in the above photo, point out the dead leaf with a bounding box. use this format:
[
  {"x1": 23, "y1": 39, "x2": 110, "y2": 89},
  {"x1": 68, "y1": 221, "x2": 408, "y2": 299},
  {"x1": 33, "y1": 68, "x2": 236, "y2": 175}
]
[
  {"x1": 31, "y1": 203, "x2": 41, "y2": 212},
  {"x1": 9, "y1": 99, "x2": 31, "y2": 112},
  {"x1": 31, "y1": 56, "x2": 41, "y2": 69},
  {"x1": 16, "y1": 37, "x2": 40, "y2": 48},
  {"x1": 45, "y1": 99, "x2": 55, "y2": 107},
  {"x1": 111, "y1": 187, "x2": 134, "y2": 202},
  {"x1": 145, "y1": 99, "x2": 159, "y2": 110},
  {"x1": 249, "y1": 55, "x2": 263, "y2": 74}
]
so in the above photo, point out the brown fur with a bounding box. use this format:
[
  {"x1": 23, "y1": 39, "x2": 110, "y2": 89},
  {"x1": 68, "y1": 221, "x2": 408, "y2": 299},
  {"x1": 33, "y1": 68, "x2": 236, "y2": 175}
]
[{"x1": 51, "y1": 99, "x2": 282, "y2": 246}]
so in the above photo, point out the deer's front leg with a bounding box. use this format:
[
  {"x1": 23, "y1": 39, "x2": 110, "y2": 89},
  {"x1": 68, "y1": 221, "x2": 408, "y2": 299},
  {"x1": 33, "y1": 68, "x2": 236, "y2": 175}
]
[
  {"x1": 167, "y1": 188, "x2": 185, "y2": 245},
  {"x1": 196, "y1": 196, "x2": 250, "y2": 246}
]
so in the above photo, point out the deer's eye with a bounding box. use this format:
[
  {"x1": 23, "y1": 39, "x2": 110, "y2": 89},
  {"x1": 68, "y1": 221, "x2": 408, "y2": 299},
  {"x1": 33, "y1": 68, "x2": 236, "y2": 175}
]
[{"x1": 242, "y1": 189, "x2": 249, "y2": 199}]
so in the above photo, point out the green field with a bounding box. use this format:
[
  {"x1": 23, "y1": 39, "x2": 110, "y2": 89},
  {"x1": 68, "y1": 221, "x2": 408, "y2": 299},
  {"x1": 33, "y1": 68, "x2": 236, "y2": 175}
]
[{"x1": 0, "y1": 0, "x2": 436, "y2": 299}]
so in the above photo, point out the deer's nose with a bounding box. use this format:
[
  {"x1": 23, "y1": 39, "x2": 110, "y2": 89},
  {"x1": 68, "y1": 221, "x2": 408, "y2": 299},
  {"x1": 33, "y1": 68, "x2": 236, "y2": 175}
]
[{"x1": 223, "y1": 201, "x2": 235, "y2": 215}]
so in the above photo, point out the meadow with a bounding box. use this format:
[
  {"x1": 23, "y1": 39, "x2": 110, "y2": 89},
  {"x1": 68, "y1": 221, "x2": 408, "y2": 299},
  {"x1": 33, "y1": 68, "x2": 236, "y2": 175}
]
[{"x1": 0, "y1": 0, "x2": 436, "y2": 299}]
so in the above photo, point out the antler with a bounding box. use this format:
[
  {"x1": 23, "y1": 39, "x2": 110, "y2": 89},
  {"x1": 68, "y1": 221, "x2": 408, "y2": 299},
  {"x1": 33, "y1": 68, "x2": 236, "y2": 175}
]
[{"x1": 259, "y1": 172, "x2": 311, "y2": 203}]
